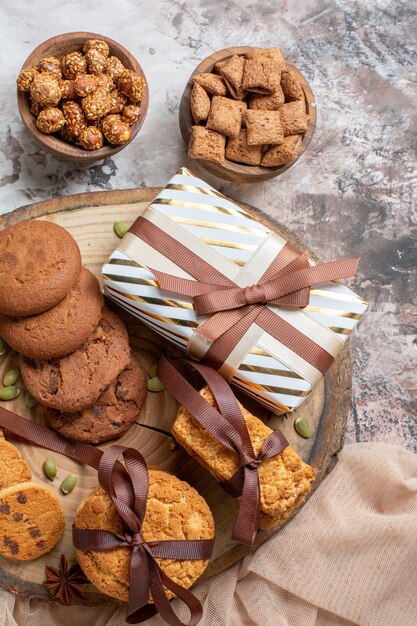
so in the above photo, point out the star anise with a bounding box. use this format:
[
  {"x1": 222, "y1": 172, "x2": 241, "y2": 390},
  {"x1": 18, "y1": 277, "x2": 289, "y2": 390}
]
[{"x1": 43, "y1": 554, "x2": 89, "y2": 605}]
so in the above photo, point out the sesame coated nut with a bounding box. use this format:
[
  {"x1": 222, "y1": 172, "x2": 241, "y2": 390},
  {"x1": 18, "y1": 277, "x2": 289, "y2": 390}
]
[
  {"x1": 29, "y1": 97, "x2": 42, "y2": 117},
  {"x1": 61, "y1": 100, "x2": 87, "y2": 137},
  {"x1": 30, "y1": 74, "x2": 61, "y2": 107},
  {"x1": 108, "y1": 89, "x2": 128, "y2": 114},
  {"x1": 101, "y1": 114, "x2": 131, "y2": 144},
  {"x1": 37, "y1": 57, "x2": 62, "y2": 79},
  {"x1": 17, "y1": 67, "x2": 39, "y2": 92},
  {"x1": 96, "y1": 73, "x2": 114, "y2": 93},
  {"x1": 78, "y1": 126, "x2": 104, "y2": 150},
  {"x1": 118, "y1": 70, "x2": 145, "y2": 103},
  {"x1": 86, "y1": 49, "x2": 107, "y2": 75},
  {"x1": 36, "y1": 107, "x2": 66, "y2": 134},
  {"x1": 122, "y1": 104, "x2": 141, "y2": 125},
  {"x1": 74, "y1": 74, "x2": 98, "y2": 97},
  {"x1": 82, "y1": 89, "x2": 112, "y2": 120},
  {"x1": 83, "y1": 39, "x2": 110, "y2": 58},
  {"x1": 105, "y1": 56, "x2": 125, "y2": 82},
  {"x1": 58, "y1": 79, "x2": 76, "y2": 99},
  {"x1": 61, "y1": 51, "x2": 87, "y2": 79}
]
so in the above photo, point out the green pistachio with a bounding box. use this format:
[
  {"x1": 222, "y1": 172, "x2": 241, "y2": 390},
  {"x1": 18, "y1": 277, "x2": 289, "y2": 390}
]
[
  {"x1": 3, "y1": 367, "x2": 20, "y2": 387},
  {"x1": 61, "y1": 474, "x2": 77, "y2": 495},
  {"x1": 43, "y1": 459, "x2": 57, "y2": 481},
  {"x1": 148, "y1": 362, "x2": 158, "y2": 378},
  {"x1": 294, "y1": 417, "x2": 313, "y2": 439},
  {"x1": 0, "y1": 386, "x2": 20, "y2": 401},
  {"x1": 114, "y1": 220, "x2": 128, "y2": 238},
  {"x1": 147, "y1": 377, "x2": 165, "y2": 392},
  {"x1": 25, "y1": 392, "x2": 38, "y2": 409}
]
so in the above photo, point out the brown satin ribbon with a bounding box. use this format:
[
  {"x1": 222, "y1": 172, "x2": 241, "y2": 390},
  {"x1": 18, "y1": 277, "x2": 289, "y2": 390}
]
[
  {"x1": 157, "y1": 355, "x2": 289, "y2": 546},
  {"x1": 130, "y1": 217, "x2": 360, "y2": 375},
  {"x1": 0, "y1": 407, "x2": 214, "y2": 626}
]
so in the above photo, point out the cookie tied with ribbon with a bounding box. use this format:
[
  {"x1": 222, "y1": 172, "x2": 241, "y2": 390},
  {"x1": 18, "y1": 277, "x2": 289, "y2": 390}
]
[
  {"x1": 0, "y1": 407, "x2": 214, "y2": 626},
  {"x1": 158, "y1": 356, "x2": 315, "y2": 546}
]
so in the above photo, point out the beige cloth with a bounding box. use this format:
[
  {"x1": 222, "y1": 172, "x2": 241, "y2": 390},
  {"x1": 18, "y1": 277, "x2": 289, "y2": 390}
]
[{"x1": 1, "y1": 443, "x2": 416, "y2": 626}]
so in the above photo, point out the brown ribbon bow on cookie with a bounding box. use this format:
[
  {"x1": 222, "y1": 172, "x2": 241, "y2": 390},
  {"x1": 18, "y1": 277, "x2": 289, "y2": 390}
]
[
  {"x1": 157, "y1": 355, "x2": 289, "y2": 546},
  {"x1": 0, "y1": 407, "x2": 214, "y2": 626},
  {"x1": 131, "y1": 217, "x2": 359, "y2": 374}
]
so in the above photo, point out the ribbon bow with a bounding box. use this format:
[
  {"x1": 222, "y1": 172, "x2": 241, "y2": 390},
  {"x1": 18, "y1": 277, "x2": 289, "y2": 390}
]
[
  {"x1": 0, "y1": 407, "x2": 214, "y2": 626},
  {"x1": 158, "y1": 356, "x2": 289, "y2": 546},
  {"x1": 131, "y1": 217, "x2": 360, "y2": 375}
]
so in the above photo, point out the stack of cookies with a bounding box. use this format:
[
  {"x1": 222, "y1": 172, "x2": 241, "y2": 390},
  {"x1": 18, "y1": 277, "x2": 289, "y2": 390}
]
[
  {"x1": 188, "y1": 47, "x2": 309, "y2": 167},
  {"x1": 173, "y1": 386, "x2": 315, "y2": 531},
  {"x1": 0, "y1": 219, "x2": 147, "y2": 444}
]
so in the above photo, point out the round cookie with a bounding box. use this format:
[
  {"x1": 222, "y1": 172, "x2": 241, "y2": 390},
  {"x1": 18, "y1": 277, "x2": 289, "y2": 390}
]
[
  {"x1": 44, "y1": 353, "x2": 147, "y2": 443},
  {"x1": 0, "y1": 482, "x2": 65, "y2": 560},
  {"x1": 0, "y1": 439, "x2": 32, "y2": 489},
  {"x1": 20, "y1": 307, "x2": 130, "y2": 413},
  {"x1": 0, "y1": 220, "x2": 82, "y2": 317},
  {"x1": 75, "y1": 470, "x2": 215, "y2": 602},
  {"x1": 0, "y1": 267, "x2": 103, "y2": 360}
]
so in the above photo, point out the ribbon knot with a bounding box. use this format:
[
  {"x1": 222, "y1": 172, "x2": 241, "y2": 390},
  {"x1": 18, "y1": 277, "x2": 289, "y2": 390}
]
[
  {"x1": 243, "y1": 284, "x2": 267, "y2": 306},
  {"x1": 126, "y1": 532, "x2": 144, "y2": 547}
]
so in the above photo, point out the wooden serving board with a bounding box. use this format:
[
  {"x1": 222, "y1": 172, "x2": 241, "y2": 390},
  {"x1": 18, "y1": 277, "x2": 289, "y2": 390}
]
[{"x1": 0, "y1": 188, "x2": 350, "y2": 605}]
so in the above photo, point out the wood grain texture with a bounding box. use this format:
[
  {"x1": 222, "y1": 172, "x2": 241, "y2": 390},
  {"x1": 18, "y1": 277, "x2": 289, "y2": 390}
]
[
  {"x1": 0, "y1": 187, "x2": 350, "y2": 606},
  {"x1": 17, "y1": 32, "x2": 149, "y2": 164},
  {"x1": 179, "y1": 46, "x2": 316, "y2": 183}
]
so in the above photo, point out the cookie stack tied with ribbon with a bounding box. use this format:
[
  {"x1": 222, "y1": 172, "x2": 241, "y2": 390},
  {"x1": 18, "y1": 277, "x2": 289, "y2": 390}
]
[
  {"x1": 0, "y1": 407, "x2": 215, "y2": 626},
  {"x1": 0, "y1": 219, "x2": 147, "y2": 444},
  {"x1": 158, "y1": 356, "x2": 315, "y2": 545}
]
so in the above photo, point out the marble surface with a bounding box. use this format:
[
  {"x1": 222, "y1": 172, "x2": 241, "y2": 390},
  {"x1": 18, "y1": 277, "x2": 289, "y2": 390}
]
[{"x1": 0, "y1": 0, "x2": 415, "y2": 451}]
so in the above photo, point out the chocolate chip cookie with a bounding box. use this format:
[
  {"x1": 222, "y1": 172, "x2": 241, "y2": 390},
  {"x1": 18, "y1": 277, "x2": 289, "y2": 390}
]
[
  {"x1": 0, "y1": 220, "x2": 82, "y2": 317},
  {"x1": 0, "y1": 268, "x2": 103, "y2": 359},
  {"x1": 44, "y1": 353, "x2": 147, "y2": 443},
  {"x1": 0, "y1": 482, "x2": 65, "y2": 560},
  {"x1": 20, "y1": 307, "x2": 130, "y2": 413}
]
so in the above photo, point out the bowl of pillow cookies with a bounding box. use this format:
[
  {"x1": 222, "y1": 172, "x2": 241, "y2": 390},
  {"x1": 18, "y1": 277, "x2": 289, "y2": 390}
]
[{"x1": 179, "y1": 46, "x2": 316, "y2": 183}]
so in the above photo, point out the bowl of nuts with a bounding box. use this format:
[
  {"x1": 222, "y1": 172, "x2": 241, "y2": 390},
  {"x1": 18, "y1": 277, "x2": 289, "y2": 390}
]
[
  {"x1": 179, "y1": 46, "x2": 316, "y2": 183},
  {"x1": 17, "y1": 32, "x2": 149, "y2": 163}
]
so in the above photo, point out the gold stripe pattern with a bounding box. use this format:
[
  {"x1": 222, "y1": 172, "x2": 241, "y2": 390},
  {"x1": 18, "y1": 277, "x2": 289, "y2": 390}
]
[
  {"x1": 304, "y1": 305, "x2": 362, "y2": 320},
  {"x1": 234, "y1": 376, "x2": 309, "y2": 397},
  {"x1": 170, "y1": 215, "x2": 268, "y2": 237},
  {"x1": 153, "y1": 197, "x2": 260, "y2": 222},
  {"x1": 238, "y1": 363, "x2": 305, "y2": 379},
  {"x1": 310, "y1": 288, "x2": 367, "y2": 305},
  {"x1": 104, "y1": 272, "x2": 157, "y2": 287}
]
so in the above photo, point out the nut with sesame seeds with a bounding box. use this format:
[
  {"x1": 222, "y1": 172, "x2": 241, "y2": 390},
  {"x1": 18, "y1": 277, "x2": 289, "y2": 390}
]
[
  {"x1": 30, "y1": 74, "x2": 61, "y2": 107},
  {"x1": 74, "y1": 74, "x2": 98, "y2": 97},
  {"x1": 61, "y1": 100, "x2": 87, "y2": 138},
  {"x1": 36, "y1": 107, "x2": 66, "y2": 134},
  {"x1": 17, "y1": 67, "x2": 39, "y2": 92},
  {"x1": 83, "y1": 39, "x2": 110, "y2": 58},
  {"x1": 78, "y1": 126, "x2": 104, "y2": 150},
  {"x1": 108, "y1": 89, "x2": 128, "y2": 115},
  {"x1": 61, "y1": 51, "x2": 87, "y2": 80},
  {"x1": 58, "y1": 79, "x2": 76, "y2": 100},
  {"x1": 118, "y1": 70, "x2": 145, "y2": 103},
  {"x1": 96, "y1": 73, "x2": 114, "y2": 93},
  {"x1": 37, "y1": 57, "x2": 62, "y2": 79},
  {"x1": 81, "y1": 88, "x2": 112, "y2": 120},
  {"x1": 104, "y1": 56, "x2": 125, "y2": 82},
  {"x1": 85, "y1": 49, "x2": 107, "y2": 75},
  {"x1": 122, "y1": 104, "x2": 141, "y2": 125},
  {"x1": 101, "y1": 114, "x2": 131, "y2": 144}
]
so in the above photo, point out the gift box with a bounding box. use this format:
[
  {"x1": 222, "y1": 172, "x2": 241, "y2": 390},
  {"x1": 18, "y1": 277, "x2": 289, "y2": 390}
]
[{"x1": 102, "y1": 168, "x2": 367, "y2": 414}]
